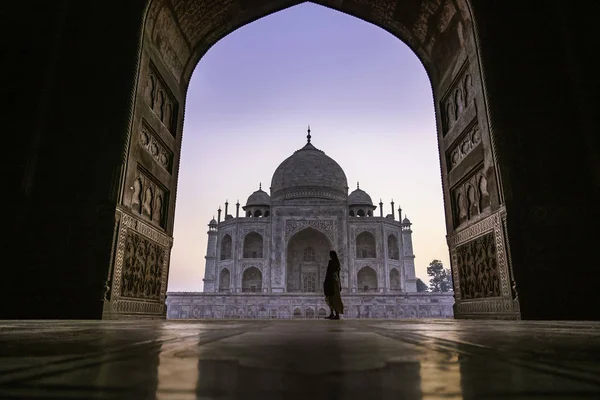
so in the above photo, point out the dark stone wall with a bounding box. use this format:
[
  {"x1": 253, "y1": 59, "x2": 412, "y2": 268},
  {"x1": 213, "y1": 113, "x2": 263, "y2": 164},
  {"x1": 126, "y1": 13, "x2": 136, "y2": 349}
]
[
  {"x1": 3, "y1": 1, "x2": 148, "y2": 318},
  {"x1": 470, "y1": 0, "x2": 600, "y2": 319}
]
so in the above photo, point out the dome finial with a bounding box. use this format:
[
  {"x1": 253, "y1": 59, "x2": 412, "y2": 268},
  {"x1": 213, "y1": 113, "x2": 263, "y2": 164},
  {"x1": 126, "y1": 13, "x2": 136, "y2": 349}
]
[
  {"x1": 307, "y1": 125, "x2": 311, "y2": 144},
  {"x1": 357, "y1": 181, "x2": 360, "y2": 189},
  {"x1": 259, "y1": 182, "x2": 262, "y2": 190}
]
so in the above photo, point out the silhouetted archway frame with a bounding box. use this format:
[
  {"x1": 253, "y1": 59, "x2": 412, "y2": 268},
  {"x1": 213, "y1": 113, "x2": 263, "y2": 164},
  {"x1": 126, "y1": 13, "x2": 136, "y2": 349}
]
[{"x1": 104, "y1": 0, "x2": 518, "y2": 320}]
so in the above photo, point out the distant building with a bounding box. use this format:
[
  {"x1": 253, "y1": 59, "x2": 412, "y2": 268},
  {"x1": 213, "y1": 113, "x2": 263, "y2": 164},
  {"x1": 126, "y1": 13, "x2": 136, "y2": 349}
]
[{"x1": 166, "y1": 129, "x2": 453, "y2": 319}]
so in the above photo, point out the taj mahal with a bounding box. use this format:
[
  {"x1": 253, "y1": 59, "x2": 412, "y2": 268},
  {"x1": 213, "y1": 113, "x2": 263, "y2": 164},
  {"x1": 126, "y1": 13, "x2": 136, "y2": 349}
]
[{"x1": 166, "y1": 129, "x2": 454, "y2": 319}]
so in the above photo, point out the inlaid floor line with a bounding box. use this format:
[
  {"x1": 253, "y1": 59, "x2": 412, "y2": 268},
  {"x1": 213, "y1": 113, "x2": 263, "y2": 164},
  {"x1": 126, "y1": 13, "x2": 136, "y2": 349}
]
[
  {"x1": 0, "y1": 324, "x2": 265, "y2": 387},
  {"x1": 366, "y1": 327, "x2": 600, "y2": 388}
]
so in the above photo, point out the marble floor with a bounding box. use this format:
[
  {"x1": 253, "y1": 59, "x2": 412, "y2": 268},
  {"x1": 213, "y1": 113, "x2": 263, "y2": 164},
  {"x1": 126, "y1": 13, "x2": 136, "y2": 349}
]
[{"x1": 0, "y1": 320, "x2": 599, "y2": 399}]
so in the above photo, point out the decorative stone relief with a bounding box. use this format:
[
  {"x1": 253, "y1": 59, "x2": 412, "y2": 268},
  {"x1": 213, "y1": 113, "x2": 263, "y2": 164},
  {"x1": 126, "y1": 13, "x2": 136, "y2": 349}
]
[
  {"x1": 144, "y1": 63, "x2": 179, "y2": 136},
  {"x1": 130, "y1": 168, "x2": 168, "y2": 229},
  {"x1": 284, "y1": 219, "x2": 335, "y2": 245},
  {"x1": 442, "y1": 63, "x2": 477, "y2": 134},
  {"x1": 456, "y1": 298, "x2": 513, "y2": 314},
  {"x1": 455, "y1": 232, "x2": 501, "y2": 300},
  {"x1": 447, "y1": 209, "x2": 496, "y2": 247},
  {"x1": 451, "y1": 166, "x2": 491, "y2": 228},
  {"x1": 139, "y1": 121, "x2": 173, "y2": 172},
  {"x1": 112, "y1": 299, "x2": 165, "y2": 315},
  {"x1": 447, "y1": 121, "x2": 481, "y2": 169},
  {"x1": 111, "y1": 211, "x2": 173, "y2": 308},
  {"x1": 240, "y1": 261, "x2": 264, "y2": 273},
  {"x1": 120, "y1": 230, "x2": 165, "y2": 300},
  {"x1": 240, "y1": 226, "x2": 266, "y2": 237}
]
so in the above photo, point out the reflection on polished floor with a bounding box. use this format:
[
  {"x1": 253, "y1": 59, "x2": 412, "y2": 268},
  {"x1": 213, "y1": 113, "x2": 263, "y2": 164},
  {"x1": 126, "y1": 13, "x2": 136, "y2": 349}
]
[{"x1": 0, "y1": 320, "x2": 599, "y2": 399}]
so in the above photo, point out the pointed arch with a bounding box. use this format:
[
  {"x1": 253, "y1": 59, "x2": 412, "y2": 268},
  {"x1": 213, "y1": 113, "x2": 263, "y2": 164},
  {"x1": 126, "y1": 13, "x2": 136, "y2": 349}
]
[
  {"x1": 357, "y1": 266, "x2": 377, "y2": 292},
  {"x1": 242, "y1": 266, "x2": 262, "y2": 292},
  {"x1": 387, "y1": 234, "x2": 399, "y2": 260},
  {"x1": 220, "y1": 234, "x2": 232, "y2": 260},
  {"x1": 219, "y1": 268, "x2": 230, "y2": 292},
  {"x1": 243, "y1": 232, "x2": 263, "y2": 258},
  {"x1": 390, "y1": 268, "x2": 400, "y2": 291},
  {"x1": 356, "y1": 231, "x2": 376, "y2": 258}
]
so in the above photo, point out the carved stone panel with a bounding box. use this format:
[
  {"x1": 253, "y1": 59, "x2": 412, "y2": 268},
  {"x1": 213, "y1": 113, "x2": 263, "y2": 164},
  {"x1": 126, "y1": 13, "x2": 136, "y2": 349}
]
[
  {"x1": 284, "y1": 219, "x2": 335, "y2": 245},
  {"x1": 451, "y1": 166, "x2": 491, "y2": 228},
  {"x1": 108, "y1": 211, "x2": 173, "y2": 316},
  {"x1": 447, "y1": 121, "x2": 481, "y2": 170},
  {"x1": 441, "y1": 63, "x2": 477, "y2": 135},
  {"x1": 120, "y1": 228, "x2": 165, "y2": 300},
  {"x1": 130, "y1": 167, "x2": 169, "y2": 229},
  {"x1": 139, "y1": 121, "x2": 173, "y2": 173},
  {"x1": 455, "y1": 232, "x2": 501, "y2": 300},
  {"x1": 144, "y1": 62, "x2": 179, "y2": 136}
]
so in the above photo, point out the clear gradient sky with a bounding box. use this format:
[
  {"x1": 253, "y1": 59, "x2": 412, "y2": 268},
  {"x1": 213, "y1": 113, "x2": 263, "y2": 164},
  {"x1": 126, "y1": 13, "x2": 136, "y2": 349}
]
[{"x1": 167, "y1": 3, "x2": 450, "y2": 292}]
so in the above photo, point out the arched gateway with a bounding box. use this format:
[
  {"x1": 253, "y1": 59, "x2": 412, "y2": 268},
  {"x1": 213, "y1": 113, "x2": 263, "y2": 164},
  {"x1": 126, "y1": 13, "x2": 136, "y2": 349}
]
[{"x1": 6, "y1": 1, "x2": 599, "y2": 321}]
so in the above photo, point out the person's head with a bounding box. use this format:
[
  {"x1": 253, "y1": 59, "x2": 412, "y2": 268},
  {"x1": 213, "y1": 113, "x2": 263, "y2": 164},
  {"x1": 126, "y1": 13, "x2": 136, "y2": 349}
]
[{"x1": 329, "y1": 250, "x2": 338, "y2": 261}]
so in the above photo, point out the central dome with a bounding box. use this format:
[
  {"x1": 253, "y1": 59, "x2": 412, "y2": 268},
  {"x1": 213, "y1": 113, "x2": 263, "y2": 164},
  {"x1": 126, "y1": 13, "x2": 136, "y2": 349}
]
[{"x1": 270, "y1": 140, "x2": 348, "y2": 201}]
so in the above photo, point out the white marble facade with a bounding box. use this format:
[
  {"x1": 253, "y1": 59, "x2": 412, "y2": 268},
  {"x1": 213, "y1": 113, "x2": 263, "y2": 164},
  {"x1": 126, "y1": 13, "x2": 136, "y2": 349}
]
[{"x1": 167, "y1": 132, "x2": 454, "y2": 318}]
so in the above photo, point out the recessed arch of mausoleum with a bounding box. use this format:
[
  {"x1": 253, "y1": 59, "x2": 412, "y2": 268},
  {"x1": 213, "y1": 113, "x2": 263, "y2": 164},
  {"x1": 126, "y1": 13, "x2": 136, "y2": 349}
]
[
  {"x1": 220, "y1": 234, "x2": 233, "y2": 261},
  {"x1": 241, "y1": 267, "x2": 263, "y2": 293},
  {"x1": 100, "y1": 0, "x2": 528, "y2": 320},
  {"x1": 356, "y1": 231, "x2": 377, "y2": 259},
  {"x1": 387, "y1": 234, "x2": 400, "y2": 260},
  {"x1": 357, "y1": 266, "x2": 378, "y2": 292},
  {"x1": 390, "y1": 268, "x2": 401, "y2": 291},
  {"x1": 243, "y1": 232, "x2": 264, "y2": 259},
  {"x1": 286, "y1": 227, "x2": 332, "y2": 293},
  {"x1": 218, "y1": 268, "x2": 231, "y2": 292}
]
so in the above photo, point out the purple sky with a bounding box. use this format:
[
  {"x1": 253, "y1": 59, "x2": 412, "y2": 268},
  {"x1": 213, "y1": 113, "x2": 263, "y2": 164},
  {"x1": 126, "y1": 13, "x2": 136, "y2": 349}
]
[{"x1": 167, "y1": 3, "x2": 449, "y2": 292}]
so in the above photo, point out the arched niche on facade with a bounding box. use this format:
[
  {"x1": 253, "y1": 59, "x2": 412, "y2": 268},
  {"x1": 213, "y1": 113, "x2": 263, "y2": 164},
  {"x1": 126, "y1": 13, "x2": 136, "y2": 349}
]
[
  {"x1": 356, "y1": 231, "x2": 376, "y2": 259},
  {"x1": 286, "y1": 227, "x2": 331, "y2": 293},
  {"x1": 219, "y1": 268, "x2": 230, "y2": 292},
  {"x1": 388, "y1": 234, "x2": 400, "y2": 260},
  {"x1": 357, "y1": 266, "x2": 378, "y2": 292},
  {"x1": 220, "y1": 234, "x2": 232, "y2": 260},
  {"x1": 305, "y1": 308, "x2": 315, "y2": 319},
  {"x1": 243, "y1": 232, "x2": 263, "y2": 258},
  {"x1": 390, "y1": 268, "x2": 400, "y2": 291},
  {"x1": 242, "y1": 267, "x2": 262, "y2": 293}
]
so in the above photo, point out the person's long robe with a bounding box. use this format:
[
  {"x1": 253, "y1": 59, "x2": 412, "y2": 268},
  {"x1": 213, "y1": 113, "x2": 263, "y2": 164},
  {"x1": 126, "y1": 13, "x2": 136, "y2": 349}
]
[{"x1": 324, "y1": 259, "x2": 344, "y2": 314}]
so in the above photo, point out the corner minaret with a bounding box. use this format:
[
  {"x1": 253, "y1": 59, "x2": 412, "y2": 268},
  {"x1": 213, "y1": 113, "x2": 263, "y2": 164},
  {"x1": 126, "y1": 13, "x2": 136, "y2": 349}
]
[
  {"x1": 401, "y1": 215, "x2": 417, "y2": 292},
  {"x1": 202, "y1": 217, "x2": 219, "y2": 292}
]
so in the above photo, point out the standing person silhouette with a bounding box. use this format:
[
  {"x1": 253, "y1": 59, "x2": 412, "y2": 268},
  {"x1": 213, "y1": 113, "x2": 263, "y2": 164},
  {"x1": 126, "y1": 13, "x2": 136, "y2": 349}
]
[{"x1": 324, "y1": 250, "x2": 344, "y2": 320}]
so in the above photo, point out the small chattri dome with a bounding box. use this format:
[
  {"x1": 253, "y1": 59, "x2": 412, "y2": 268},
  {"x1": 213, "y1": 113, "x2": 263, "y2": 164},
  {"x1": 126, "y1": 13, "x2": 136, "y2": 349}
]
[
  {"x1": 209, "y1": 217, "x2": 217, "y2": 225},
  {"x1": 403, "y1": 217, "x2": 411, "y2": 224},
  {"x1": 245, "y1": 185, "x2": 271, "y2": 207},
  {"x1": 348, "y1": 183, "x2": 373, "y2": 206}
]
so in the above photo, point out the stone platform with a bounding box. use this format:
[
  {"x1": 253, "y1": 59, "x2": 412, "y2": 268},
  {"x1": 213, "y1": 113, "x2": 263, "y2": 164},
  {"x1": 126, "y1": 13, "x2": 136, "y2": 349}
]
[
  {"x1": 0, "y1": 319, "x2": 599, "y2": 399},
  {"x1": 166, "y1": 292, "x2": 455, "y2": 319}
]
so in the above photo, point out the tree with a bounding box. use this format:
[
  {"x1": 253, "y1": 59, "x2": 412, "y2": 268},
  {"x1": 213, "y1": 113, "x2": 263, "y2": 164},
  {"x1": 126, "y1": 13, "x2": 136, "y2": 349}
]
[
  {"x1": 427, "y1": 259, "x2": 453, "y2": 292},
  {"x1": 416, "y1": 278, "x2": 428, "y2": 292}
]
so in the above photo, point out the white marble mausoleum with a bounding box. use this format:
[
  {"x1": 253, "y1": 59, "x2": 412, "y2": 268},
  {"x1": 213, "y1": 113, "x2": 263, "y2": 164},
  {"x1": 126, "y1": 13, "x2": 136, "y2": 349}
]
[{"x1": 166, "y1": 129, "x2": 454, "y2": 319}]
